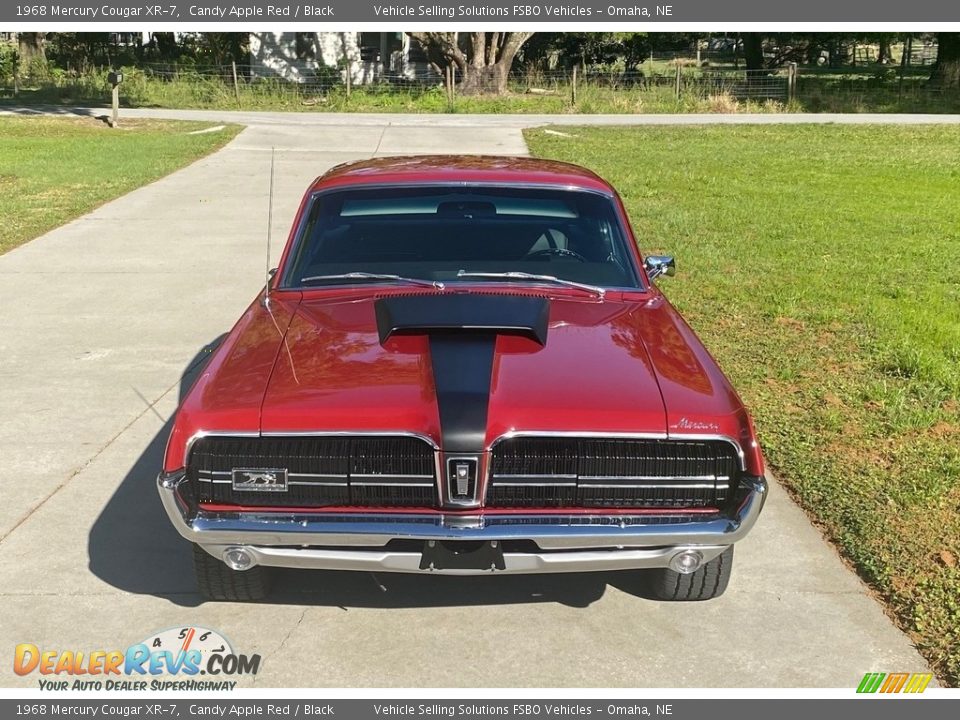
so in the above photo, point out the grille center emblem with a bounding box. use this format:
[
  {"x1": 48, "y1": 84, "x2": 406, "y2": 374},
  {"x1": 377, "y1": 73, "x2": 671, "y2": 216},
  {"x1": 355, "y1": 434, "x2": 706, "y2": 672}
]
[
  {"x1": 446, "y1": 457, "x2": 478, "y2": 505},
  {"x1": 232, "y1": 468, "x2": 288, "y2": 492},
  {"x1": 455, "y1": 463, "x2": 471, "y2": 496}
]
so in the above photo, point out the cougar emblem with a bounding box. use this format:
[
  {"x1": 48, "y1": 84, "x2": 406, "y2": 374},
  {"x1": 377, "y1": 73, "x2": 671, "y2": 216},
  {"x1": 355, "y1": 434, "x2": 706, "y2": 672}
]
[{"x1": 232, "y1": 468, "x2": 288, "y2": 492}]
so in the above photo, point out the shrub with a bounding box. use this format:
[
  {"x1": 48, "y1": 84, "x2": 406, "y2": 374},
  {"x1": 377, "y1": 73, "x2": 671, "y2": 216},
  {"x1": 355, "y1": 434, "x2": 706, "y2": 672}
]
[
  {"x1": 0, "y1": 43, "x2": 17, "y2": 83},
  {"x1": 705, "y1": 93, "x2": 739, "y2": 113}
]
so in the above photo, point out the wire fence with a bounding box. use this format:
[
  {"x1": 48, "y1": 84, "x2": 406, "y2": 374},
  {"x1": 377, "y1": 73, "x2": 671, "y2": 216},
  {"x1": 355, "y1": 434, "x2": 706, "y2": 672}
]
[{"x1": 1, "y1": 59, "x2": 955, "y2": 112}]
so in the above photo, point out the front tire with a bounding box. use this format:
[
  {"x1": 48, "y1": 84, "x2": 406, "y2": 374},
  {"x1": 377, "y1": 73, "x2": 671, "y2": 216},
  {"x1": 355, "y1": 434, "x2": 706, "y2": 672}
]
[
  {"x1": 192, "y1": 544, "x2": 271, "y2": 601},
  {"x1": 647, "y1": 546, "x2": 734, "y2": 601}
]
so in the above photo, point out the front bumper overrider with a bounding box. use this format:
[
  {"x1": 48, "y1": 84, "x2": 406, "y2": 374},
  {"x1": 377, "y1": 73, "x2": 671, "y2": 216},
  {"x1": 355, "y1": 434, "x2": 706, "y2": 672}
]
[{"x1": 158, "y1": 472, "x2": 767, "y2": 575}]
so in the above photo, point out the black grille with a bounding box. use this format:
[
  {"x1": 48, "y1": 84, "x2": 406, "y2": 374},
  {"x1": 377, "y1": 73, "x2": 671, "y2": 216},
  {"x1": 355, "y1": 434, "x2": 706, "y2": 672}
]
[
  {"x1": 488, "y1": 437, "x2": 740, "y2": 509},
  {"x1": 184, "y1": 436, "x2": 437, "y2": 508}
]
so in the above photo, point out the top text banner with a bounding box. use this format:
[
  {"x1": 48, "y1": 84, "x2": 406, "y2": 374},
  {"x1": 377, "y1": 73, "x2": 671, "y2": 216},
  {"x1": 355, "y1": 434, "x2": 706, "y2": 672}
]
[{"x1": 4, "y1": 0, "x2": 959, "y2": 24}]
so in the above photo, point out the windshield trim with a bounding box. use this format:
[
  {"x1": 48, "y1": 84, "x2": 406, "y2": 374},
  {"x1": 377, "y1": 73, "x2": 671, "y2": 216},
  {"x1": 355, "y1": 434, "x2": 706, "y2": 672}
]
[{"x1": 277, "y1": 181, "x2": 646, "y2": 293}]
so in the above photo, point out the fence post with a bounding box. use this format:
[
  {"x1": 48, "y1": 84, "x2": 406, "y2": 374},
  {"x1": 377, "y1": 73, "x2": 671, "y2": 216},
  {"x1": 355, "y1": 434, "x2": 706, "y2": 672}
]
[
  {"x1": 445, "y1": 65, "x2": 456, "y2": 110},
  {"x1": 13, "y1": 70, "x2": 19, "y2": 98},
  {"x1": 343, "y1": 48, "x2": 352, "y2": 99},
  {"x1": 231, "y1": 61, "x2": 240, "y2": 108},
  {"x1": 571, "y1": 65, "x2": 577, "y2": 105},
  {"x1": 674, "y1": 62, "x2": 681, "y2": 100},
  {"x1": 788, "y1": 62, "x2": 797, "y2": 103}
]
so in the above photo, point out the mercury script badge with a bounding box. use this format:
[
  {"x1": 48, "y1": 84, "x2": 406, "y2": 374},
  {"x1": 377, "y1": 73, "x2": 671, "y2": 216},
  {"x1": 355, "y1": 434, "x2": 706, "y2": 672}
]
[{"x1": 670, "y1": 417, "x2": 721, "y2": 432}]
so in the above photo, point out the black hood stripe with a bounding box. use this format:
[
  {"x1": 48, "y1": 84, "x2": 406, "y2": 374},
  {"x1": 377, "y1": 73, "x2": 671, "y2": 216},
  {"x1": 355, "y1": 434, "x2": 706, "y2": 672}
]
[
  {"x1": 428, "y1": 334, "x2": 497, "y2": 454},
  {"x1": 374, "y1": 294, "x2": 550, "y2": 452}
]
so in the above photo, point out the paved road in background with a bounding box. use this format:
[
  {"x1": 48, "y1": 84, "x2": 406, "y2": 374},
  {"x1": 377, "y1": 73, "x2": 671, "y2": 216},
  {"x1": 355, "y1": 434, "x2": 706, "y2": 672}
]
[{"x1": 0, "y1": 112, "x2": 936, "y2": 687}]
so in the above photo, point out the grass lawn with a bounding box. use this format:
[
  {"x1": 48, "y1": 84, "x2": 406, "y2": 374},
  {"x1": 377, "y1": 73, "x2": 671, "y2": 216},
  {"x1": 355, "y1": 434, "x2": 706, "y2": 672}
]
[
  {"x1": 0, "y1": 115, "x2": 241, "y2": 255},
  {"x1": 526, "y1": 125, "x2": 960, "y2": 685}
]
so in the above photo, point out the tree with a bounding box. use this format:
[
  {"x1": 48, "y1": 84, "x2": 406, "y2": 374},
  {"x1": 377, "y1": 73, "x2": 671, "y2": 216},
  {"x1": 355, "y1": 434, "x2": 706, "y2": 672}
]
[
  {"x1": 539, "y1": 32, "x2": 650, "y2": 71},
  {"x1": 741, "y1": 33, "x2": 764, "y2": 70},
  {"x1": 46, "y1": 33, "x2": 116, "y2": 71},
  {"x1": 877, "y1": 35, "x2": 893, "y2": 64},
  {"x1": 615, "y1": 32, "x2": 652, "y2": 70},
  {"x1": 17, "y1": 32, "x2": 46, "y2": 76},
  {"x1": 147, "y1": 32, "x2": 180, "y2": 61},
  {"x1": 406, "y1": 32, "x2": 535, "y2": 94},
  {"x1": 929, "y1": 32, "x2": 960, "y2": 88},
  {"x1": 178, "y1": 32, "x2": 250, "y2": 65}
]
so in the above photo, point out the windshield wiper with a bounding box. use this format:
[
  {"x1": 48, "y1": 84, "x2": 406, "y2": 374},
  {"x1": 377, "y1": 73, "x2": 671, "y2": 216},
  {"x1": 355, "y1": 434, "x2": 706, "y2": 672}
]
[
  {"x1": 299, "y1": 272, "x2": 445, "y2": 290},
  {"x1": 455, "y1": 270, "x2": 605, "y2": 299}
]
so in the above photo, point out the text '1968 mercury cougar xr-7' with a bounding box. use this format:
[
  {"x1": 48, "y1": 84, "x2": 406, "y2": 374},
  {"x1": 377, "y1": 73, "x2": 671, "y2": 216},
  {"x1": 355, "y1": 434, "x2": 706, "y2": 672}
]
[{"x1": 158, "y1": 156, "x2": 767, "y2": 601}]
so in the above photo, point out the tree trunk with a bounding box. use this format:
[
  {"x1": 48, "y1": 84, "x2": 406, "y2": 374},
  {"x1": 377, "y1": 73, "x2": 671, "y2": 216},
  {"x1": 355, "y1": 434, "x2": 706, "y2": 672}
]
[
  {"x1": 459, "y1": 63, "x2": 509, "y2": 94},
  {"x1": 16, "y1": 32, "x2": 47, "y2": 79},
  {"x1": 152, "y1": 32, "x2": 179, "y2": 61},
  {"x1": 877, "y1": 37, "x2": 892, "y2": 64},
  {"x1": 17, "y1": 33, "x2": 46, "y2": 63},
  {"x1": 929, "y1": 32, "x2": 960, "y2": 88},
  {"x1": 742, "y1": 33, "x2": 764, "y2": 71},
  {"x1": 406, "y1": 32, "x2": 533, "y2": 95}
]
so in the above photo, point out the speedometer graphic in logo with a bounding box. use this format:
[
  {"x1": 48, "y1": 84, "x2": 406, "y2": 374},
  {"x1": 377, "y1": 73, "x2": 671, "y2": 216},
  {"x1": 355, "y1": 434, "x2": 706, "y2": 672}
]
[{"x1": 139, "y1": 626, "x2": 233, "y2": 670}]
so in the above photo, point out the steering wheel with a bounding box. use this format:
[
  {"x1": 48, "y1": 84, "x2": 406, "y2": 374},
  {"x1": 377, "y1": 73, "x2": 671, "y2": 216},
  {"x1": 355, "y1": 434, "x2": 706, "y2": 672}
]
[{"x1": 525, "y1": 247, "x2": 587, "y2": 263}]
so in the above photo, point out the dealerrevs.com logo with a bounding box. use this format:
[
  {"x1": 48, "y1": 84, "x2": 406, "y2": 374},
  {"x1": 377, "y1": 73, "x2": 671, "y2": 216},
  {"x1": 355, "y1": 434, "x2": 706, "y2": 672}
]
[{"x1": 14, "y1": 626, "x2": 260, "y2": 691}]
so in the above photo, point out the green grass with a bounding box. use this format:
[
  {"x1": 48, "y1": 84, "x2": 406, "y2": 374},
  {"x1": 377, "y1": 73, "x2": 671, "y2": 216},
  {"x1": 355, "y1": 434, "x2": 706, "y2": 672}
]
[
  {"x1": 0, "y1": 116, "x2": 241, "y2": 255},
  {"x1": 526, "y1": 125, "x2": 960, "y2": 685}
]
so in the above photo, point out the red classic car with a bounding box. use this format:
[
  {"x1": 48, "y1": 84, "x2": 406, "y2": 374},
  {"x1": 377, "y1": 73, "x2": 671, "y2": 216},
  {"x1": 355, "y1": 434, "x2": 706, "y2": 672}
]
[{"x1": 158, "y1": 156, "x2": 767, "y2": 601}]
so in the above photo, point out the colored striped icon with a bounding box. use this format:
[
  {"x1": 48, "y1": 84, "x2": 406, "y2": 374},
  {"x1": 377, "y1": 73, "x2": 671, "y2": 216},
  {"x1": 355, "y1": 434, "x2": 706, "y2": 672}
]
[{"x1": 857, "y1": 672, "x2": 933, "y2": 693}]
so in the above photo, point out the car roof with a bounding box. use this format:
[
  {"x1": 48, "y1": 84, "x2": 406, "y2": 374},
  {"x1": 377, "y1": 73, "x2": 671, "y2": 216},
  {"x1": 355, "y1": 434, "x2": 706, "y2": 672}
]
[{"x1": 310, "y1": 155, "x2": 615, "y2": 195}]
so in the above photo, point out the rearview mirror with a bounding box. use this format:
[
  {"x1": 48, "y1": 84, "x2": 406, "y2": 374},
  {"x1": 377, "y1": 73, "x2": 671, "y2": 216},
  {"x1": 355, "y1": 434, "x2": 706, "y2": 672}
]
[{"x1": 644, "y1": 255, "x2": 676, "y2": 281}]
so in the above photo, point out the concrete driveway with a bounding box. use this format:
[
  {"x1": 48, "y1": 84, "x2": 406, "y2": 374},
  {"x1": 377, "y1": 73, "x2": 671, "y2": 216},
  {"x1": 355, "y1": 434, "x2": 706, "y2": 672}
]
[{"x1": 0, "y1": 114, "x2": 934, "y2": 687}]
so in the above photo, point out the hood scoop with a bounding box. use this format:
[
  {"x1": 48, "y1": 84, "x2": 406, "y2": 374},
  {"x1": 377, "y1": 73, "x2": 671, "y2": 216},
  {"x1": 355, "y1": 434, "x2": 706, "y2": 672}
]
[{"x1": 374, "y1": 293, "x2": 549, "y2": 346}]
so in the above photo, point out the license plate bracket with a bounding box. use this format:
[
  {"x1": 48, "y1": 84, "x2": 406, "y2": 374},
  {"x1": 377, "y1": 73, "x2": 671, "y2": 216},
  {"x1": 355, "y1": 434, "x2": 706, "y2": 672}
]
[{"x1": 419, "y1": 540, "x2": 506, "y2": 571}]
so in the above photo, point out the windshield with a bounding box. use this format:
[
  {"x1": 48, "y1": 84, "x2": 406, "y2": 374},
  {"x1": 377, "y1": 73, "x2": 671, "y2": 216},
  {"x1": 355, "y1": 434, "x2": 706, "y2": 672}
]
[{"x1": 281, "y1": 186, "x2": 642, "y2": 290}]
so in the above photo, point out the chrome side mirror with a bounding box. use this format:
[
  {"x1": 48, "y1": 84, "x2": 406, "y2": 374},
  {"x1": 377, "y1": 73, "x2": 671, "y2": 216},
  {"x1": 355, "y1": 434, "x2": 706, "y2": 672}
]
[{"x1": 644, "y1": 255, "x2": 676, "y2": 281}]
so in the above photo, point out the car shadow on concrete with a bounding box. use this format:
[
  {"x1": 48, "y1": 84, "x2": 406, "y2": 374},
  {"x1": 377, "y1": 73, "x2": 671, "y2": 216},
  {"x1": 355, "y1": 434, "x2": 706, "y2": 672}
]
[
  {"x1": 87, "y1": 338, "x2": 224, "y2": 608},
  {"x1": 88, "y1": 338, "x2": 655, "y2": 610}
]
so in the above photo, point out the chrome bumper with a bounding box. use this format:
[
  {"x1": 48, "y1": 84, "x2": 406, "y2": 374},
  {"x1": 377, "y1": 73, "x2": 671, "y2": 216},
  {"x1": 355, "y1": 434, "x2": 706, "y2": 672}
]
[{"x1": 158, "y1": 473, "x2": 767, "y2": 575}]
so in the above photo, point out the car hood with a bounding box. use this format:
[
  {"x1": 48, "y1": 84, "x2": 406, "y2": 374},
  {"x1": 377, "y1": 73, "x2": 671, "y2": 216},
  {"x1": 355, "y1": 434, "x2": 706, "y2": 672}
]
[
  {"x1": 166, "y1": 288, "x2": 758, "y2": 472},
  {"x1": 256, "y1": 290, "x2": 744, "y2": 450}
]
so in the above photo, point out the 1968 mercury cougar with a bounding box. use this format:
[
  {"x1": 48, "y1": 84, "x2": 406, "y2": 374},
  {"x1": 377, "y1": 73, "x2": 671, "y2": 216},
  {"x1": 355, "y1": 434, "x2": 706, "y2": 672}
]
[{"x1": 158, "y1": 156, "x2": 767, "y2": 601}]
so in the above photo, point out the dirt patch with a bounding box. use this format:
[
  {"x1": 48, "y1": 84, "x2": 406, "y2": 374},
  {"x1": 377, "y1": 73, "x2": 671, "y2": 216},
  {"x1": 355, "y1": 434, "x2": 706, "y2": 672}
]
[{"x1": 774, "y1": 316, "x2": 806, "y2": 329}]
